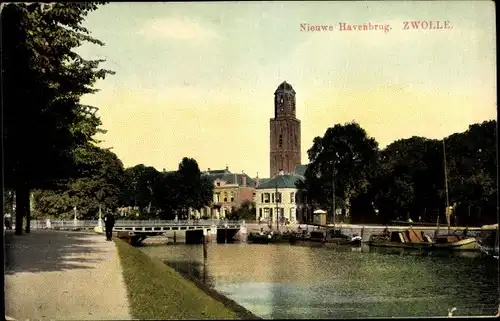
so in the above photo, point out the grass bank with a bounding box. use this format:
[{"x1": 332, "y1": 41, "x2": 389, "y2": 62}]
[{"x1": 114, "y1": 238, "x2": 240, "y2": 320}]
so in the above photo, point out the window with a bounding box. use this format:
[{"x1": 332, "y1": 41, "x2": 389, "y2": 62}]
[
  {"x1": 214, "y1": 193, "x2": 220, "y2": 203},
  {"x1": 224, "y1": 192, "x2": 228, "y2": 202},
  {"x1": 264, "y1": 208, "x2": 270, "y2": 218},
  {"x1": 279, "y1": 134, "x2": 283, "y2": 147},
  {"x1": 216, "y1": 182, "x2": 220, "y2": 186},
  {"x1": 230, "y1": 191, "x2": 235, "y2": 202},
  {"x1": 263, "y1": 193, "x2": 270, "y2": 203},
  {"x1": 290, "y1": 208, "x2": 295, "y2": 221},
  {"x1": 259, "y1": 208, "x2": 263, "y2": 218},
  {"x1": 272, "y1": 193, "x2": 274, "y2": 203},
  {"x1": 275, "y1": 192, "x2": 282, "y2": 203},
  {"x1": 290, "y1": 192, "x2": 295, "y2": 203}
]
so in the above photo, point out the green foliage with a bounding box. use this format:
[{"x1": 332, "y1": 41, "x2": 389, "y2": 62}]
[
  {"x1": 2, "y1": 3, "x2": 113, "y2": 233},
  {"x1": 3, "y1": 3, "x2": 113, "y2": 190},
  {"x1": 118, "y1": 158, "x2": 213, "y2": 220},
  {"x1": 302, "y1": 121, "x2": 380, "y2": 222},
  {"x1": 301, "y1": 119, "x2": 497, "y2": 226},
  {"x1": 227, "y1": 200, "x2": 256, "y2": 220},
  {"x1": 32, "y1": 146, "x2": 125, "y2": 219}
]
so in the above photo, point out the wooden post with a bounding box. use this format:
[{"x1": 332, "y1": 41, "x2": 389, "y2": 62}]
[
  {"x1": 360, "y1": 226, "x2": 364, "y2": 240},
  {"x1": 173, "y1": 231, "x2": 176, "y2": 244},
  {"x1": 203, "y1": 229, "x2": 208, "y2": 262}
]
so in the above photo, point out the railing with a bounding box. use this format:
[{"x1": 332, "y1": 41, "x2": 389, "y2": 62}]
[
  {"x1": 22, "y1": 219, "x2": 245, "y2": 230},
  {"x1": 114, "y1": 219, "x2": 243, "y2": 226}
]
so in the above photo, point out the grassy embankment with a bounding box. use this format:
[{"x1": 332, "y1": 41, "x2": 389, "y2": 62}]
[{"x1": 114, "y1": 238, "x2": 240, "y2": 320}]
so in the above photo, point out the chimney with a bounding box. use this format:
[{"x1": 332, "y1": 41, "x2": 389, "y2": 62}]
[
  {"x1": 256, "y1": 172, "x2": 260, "y2": 186},
  {"x1": 162, "y1": 168, "x2": 166, "y2": 172},
  {"x1": 226, "y1": 165, "x2": 229, "y2": 171},
  {"x1": 208, "y1": 168, "x2": 211, "y2": 171},
  {"x1": 242, "y1": 171, "x2": 247, "y2": 187},
  {"x1": 234, "y1": 173, "x2": 238, "y2": 185}
]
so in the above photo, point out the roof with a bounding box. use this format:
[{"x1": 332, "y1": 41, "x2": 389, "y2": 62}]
[
  {"x1": 202, "y1": 170, "x2": 257, "y2": 188},
  {"x1": 204, "y1": 169, "x2": 230, "y2": 175},
  {"x1": 274, "y1": 81, "x2": 296, "y2": 95},
  {"x1": 257, "y1": 178, "x2": 271, "y2": 186},
  {"x1": 295, "y1": 164, "x2": 308, "y2": 176},
  {"x1": 256, "y1": 172, "x2": 304, "y2": 189}
]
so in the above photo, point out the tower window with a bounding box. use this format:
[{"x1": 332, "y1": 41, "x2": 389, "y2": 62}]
[{"x1": 279, "y1": 134, "x2": 283, "y2": 147}]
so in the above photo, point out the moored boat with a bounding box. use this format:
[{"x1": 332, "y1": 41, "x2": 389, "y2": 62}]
[
  {"x1": 368, "y1": 229, "x2": 433, "y2": 249},
  {"x1": 247, "y1": 231, "x2": 272, "y2": 244},
  {"x1": 326, "y1": 229, "x2": 362, "y2": 246}
]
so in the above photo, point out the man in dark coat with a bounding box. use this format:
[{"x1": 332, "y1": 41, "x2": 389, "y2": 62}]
[{"x1": 104, "y1": 212, "x2": 115, "y2": 241}]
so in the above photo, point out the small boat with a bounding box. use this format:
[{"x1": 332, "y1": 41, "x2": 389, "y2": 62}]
[
  {"x1": 368, "y1": 229, "x2": 433, "y2": 249},
  {"x1": 326, "y1": 229, "x2": 362, "y2": 246},
  {"x1": 300, "y1": 229, "x2": 362, "y2": 246},
  {"x1": 247, "y1": 232, "x2": 272, "y2": 244}
]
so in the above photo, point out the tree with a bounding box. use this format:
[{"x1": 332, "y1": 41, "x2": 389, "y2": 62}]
[
  {"x1": 176, "y1": 158, "x2": 213, "y2": 216},
  {"x1": 227, "y1": 200, "x2": 256, "y2": 220},
  {"x1": 2, "y1": 2, "x2": 113, "y2": 234},
  {"x1": 32, "y1": 146, "x2": 124, "y2": 219},
  {"x1": 370, "y1": 136, "x2": 444, "y2": 223},
  {"x1": 444, "y1": 120, "x2": 497, "y2": 225},
  {"x1": 121, "y1": 165, "x2": 162, "y2": 214},
  {"x1": 303, "y1": 122, "x2": 380, "y2": 223}
]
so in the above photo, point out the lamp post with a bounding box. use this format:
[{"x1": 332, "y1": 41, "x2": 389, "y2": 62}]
[{"x1": 275, "y1": 178, "x2": 280, "y2": 231}]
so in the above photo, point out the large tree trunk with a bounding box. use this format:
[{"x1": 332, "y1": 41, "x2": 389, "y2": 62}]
[
  {"x1": 15, "y1": 184, "x2": 30, "y2": 235},
  {"x1": 25, "y1": 189, "x2": 31, "y2": 233}
]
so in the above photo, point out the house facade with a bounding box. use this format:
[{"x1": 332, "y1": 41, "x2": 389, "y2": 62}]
[
  {"x1": 254, "y1": 171, "x2": 304, "y2": 224},
  {"x1": 195, "y1": 167, "x2": 257, "y2": 219}
]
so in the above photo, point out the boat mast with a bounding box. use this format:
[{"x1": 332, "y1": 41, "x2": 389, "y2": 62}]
[
  {"x1": 332, "y1": 161, "x2": 336, "y2": 229},
  {"x1": 443, "y1": 138, "x2": 451, "y2": 233}
]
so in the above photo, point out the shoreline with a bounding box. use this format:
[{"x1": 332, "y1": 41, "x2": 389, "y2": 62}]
[
  {"x1": 114, "y1": 238, "x2": 254, "y2": 319},
  {"x1": 165, "y1": 263, "x2": 262, "y2": 320}
]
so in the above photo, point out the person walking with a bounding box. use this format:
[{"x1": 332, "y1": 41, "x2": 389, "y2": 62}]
[{"x1": 104, "y1": 212, "x2": 115, "y2": 241}]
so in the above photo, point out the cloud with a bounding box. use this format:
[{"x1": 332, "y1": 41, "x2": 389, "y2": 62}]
[{"x1": 137, "y1": 17, "x2": 222, "y2": 41}]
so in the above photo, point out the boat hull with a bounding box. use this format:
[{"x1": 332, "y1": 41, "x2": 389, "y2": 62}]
[
  {"x1": 368, "y1": 242, "x2": 432, "y2": 250},
  {"x1": 430, "y1": 237, "x2": 479, "y2": 251}
]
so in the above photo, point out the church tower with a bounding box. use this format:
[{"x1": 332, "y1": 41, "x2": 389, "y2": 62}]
[{"x1": 270, "y1": 81, "x2": 301, "y2": 177}]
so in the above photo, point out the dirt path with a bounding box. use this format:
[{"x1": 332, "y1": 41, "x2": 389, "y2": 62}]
[{"x1": 5, "y1": 230, "x2": 132, "y2": 320}]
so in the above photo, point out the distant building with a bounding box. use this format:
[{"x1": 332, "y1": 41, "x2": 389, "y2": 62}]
[
  {"x1": 254, "y1": 171, "x2": 304, "y2": 224},
  {"x1": 269, "y1": 81, "x2": 302, "y2": 177},
  {"x1": 199, "y1": 166, "x2": 257, "y2": 219}
]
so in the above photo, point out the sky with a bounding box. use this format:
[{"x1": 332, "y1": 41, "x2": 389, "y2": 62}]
[{"x1": 78, "y1": 1, "x2": 497, "y2": 178}]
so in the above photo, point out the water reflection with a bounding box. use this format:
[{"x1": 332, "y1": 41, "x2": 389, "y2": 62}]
[{"x1": 142, "y1": 243, "x2": 499, "y2": 319}]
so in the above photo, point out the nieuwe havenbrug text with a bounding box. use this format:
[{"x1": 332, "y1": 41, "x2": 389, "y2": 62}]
[{"x1": 300, "y1": 21, "x2": 452, "y2": 33}]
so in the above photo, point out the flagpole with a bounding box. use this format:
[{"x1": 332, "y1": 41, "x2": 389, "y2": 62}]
[{"x1": 443, "y1": 138, "x2": 451, "y2": 233}]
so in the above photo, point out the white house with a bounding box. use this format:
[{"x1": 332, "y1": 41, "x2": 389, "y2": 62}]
[{"x1": 254, "y1": 171, "x2": 303, "y2": 224}]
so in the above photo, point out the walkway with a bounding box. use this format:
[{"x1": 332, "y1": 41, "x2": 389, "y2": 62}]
[{"x1": 5, "y1": 230, "x2": 132, "y2": 320}]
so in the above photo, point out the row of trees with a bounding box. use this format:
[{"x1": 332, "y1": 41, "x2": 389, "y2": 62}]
[
  {"x1": 297, "y1": 120, "x2": 497, "y2": 226},
  {"x1": 28, "y1": 156, "x2": 214, "y2": 220},
  {"x1": 1, "y1": 3, "x2": 210, "y2": 232}
]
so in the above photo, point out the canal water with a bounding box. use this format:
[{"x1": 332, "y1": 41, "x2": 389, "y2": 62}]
[{"x1": 140, "y1": 243, "x2": 499, "y2": 319}]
